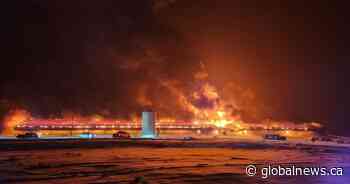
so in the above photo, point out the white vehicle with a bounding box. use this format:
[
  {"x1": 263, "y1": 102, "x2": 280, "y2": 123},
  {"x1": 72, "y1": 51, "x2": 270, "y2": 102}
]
[{"x1": 79, "y1": 132, "x2": 96, "y2": 139}]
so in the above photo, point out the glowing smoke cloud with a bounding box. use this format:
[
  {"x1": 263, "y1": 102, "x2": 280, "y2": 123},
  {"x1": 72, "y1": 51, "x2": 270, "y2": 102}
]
[{"x1": 1, "y1": 109, "x2": 31, "y2": 135}]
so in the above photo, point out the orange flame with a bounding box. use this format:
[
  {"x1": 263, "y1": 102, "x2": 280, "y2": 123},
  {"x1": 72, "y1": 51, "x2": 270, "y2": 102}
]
[{"x1": 2, "y1": 109, "x2": 31, "y2": 135}]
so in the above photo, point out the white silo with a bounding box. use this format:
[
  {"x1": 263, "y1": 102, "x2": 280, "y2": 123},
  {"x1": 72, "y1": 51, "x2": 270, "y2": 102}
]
[{"x1": 141, "y1": 110, "x2": 156, "y2": 138}]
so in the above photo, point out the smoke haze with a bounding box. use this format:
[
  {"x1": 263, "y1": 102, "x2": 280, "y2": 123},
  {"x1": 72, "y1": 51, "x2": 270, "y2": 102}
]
[{"x1": 1, "y1": 0, "x2": 344, "y2": 134}]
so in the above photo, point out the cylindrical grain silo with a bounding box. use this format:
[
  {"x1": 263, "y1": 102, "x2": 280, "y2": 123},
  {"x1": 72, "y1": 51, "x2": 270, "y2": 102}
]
[{"x1": 141, "y1": 110, "x2": 156, "y2": 138}]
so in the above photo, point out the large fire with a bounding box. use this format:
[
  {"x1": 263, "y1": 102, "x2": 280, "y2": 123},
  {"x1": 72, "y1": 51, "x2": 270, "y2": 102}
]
[
  {"x1": 1, "y1": 109, "x2": 31, "y2": 135},
  {"x1": 1, "y1": 64, "x2": 322, "y2": 137},
  {"x1": 159, "y1": 62, "x2": 243, "y2": 128}
]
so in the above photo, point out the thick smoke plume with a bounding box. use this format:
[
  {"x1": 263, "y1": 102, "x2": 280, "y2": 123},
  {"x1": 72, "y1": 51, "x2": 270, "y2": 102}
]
[
  {"x1": 125, "y1": 57, "x2": 260, "y2": 125},
  {"x1": 0, "y1": 0, "x2": 329, "y2": 133},
  {"x1": 152, "y1": 0, "x2": 177, "y2": 12}
]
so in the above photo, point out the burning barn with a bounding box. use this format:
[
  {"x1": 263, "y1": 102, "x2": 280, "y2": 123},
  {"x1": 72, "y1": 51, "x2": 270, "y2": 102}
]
[{"x1": 13, "y1": 111, "x2": 321, "y2": 140}]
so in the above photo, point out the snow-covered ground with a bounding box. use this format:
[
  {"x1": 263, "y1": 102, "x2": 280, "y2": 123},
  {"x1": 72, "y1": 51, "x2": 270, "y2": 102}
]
[
  {"x1": 2, "y1": 135, "x2": 350, "y2": 149},
  {"x1": 0, "y1": 139, "x2": 349, "y2": 184}
]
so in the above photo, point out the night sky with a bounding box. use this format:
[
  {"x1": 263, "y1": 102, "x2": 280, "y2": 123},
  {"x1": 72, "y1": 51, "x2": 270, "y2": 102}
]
[{"x1": 1, "y1": 1, "x2": 347, "y2": 135}]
